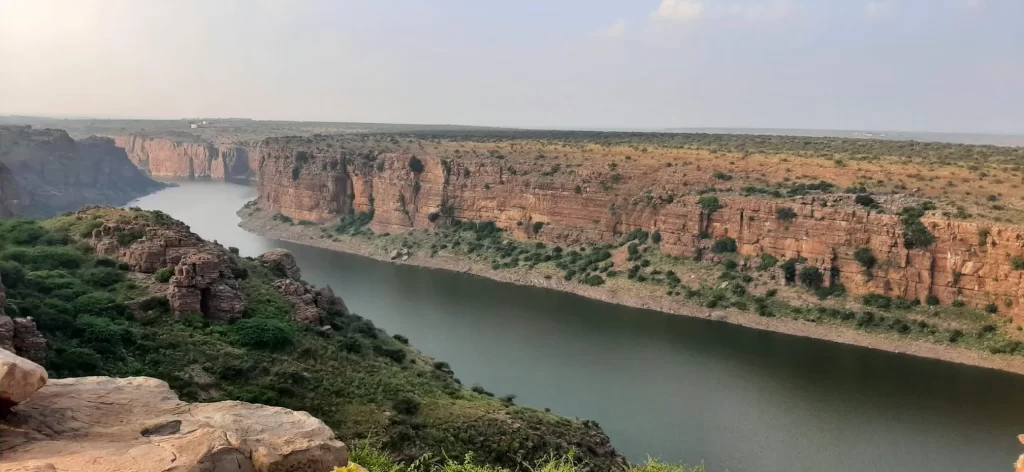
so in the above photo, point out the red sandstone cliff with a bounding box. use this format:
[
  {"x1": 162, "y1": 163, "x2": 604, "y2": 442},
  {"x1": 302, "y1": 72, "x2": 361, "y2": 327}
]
[
  {"x1": 113, "y1": 135, "x2": 258, "y2": 181},
  {"x1": 253, "y1": 135, "x2": 1024, "y2": 320},
  {"x1": 0, "y1": 126, "x2": 166, "y2": 217}
]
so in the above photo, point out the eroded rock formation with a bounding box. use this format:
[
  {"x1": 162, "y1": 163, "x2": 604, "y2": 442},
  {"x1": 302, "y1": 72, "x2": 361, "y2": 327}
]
[
  {"x1": 271, "y1": 278, "x2": 348, "y2": 325},
  {"x1": 89, "y1": 209, "x2": 247, "y2": 320},
  {"x1": 253, "y1": 136, "x2": 1024, "y2": 321},
  {"x1": 258, "y1": 249, "x2": 302, "y2": 279},
  {"x1": 0, "y1": 126, "x2": 166, "y2": 217},
  {"x1": 1, "y1": 375, "x2": 349, "y2": 472},
  {"x1": 113, "y1": 135, "x2": 258, "y2": 181}
]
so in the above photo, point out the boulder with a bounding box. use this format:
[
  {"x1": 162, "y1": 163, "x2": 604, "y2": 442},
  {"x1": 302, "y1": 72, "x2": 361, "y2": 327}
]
[
  {"x1": 0, "y1": 376, "x2": 349, "y2": 472},
  {"x1": 258, "y1": 249, "x2": 301, "y2": 280},
  {"x1": 0, "y1": 349, "x2": 47, "y2": 408}
]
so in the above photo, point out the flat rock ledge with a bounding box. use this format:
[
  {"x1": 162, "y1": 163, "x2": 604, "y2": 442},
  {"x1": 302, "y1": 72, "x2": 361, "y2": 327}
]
[{"x1": 1, "y1": 376, "x2": 349, "y2": 472}]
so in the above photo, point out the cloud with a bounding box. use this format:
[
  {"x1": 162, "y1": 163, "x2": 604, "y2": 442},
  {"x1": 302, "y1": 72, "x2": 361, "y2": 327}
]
[
  {"x1": 651, "y1": 0, "x2": 793, "y2": 23},
  {"x1": 596, "y1": 19, "x2": 627, "y2": 38},
  {"x1": 864, "y1": 1, "x2": 893, "y2": 17},
  {"x1": 652, "y1": 0, "x2": 704, "y2": 22},
  {"x1": 965, "y1": 0, "x2": 983, "y2": 8}
]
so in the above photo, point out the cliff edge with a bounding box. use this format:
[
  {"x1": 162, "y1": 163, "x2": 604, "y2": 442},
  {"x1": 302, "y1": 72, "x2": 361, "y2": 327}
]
[{"x1": 0, "y1": 126, "x2": 167, "y2": 217}]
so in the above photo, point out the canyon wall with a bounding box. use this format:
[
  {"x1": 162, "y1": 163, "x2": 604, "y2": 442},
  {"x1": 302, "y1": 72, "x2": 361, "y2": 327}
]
[
  {"x1": 113, "y1": 135, "x2": 258, "y2": 181},
  {"x1": 0, "y1": 126, "x2": 167, "y2": 217},
  {"x1": 255, "y1": 137, "x2": 1024, "y2": 320}
]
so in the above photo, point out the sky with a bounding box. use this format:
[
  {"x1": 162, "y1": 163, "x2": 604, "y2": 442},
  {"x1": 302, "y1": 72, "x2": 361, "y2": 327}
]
[{"x1": 0, "y1": 0, "x2": 1021, "y2": 134}]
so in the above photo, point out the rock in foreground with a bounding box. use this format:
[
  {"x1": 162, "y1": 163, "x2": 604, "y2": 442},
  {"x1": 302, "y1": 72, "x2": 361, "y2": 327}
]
[
  {"x1": 1, "y1": 376, "x2": 348, "y2": 472},
  {"x1": 0, "y1": 348, "x2": 47, "y2": 408}
]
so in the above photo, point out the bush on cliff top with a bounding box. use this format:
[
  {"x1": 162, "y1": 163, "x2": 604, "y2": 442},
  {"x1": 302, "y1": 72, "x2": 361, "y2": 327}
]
[{"x1": 13, "y1": 209, "x2": 623, "y2": 471}]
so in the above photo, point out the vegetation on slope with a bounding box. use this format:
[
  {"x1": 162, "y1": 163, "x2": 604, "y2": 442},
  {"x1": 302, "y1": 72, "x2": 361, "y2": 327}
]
[
  {"x1": 344, "y1": 443, "x2": 705, "y2": 472},
  {"x1": 1, "y1": 210, "x2": 624, "y2": 470},
  {"x1": 274, "y1": 212, "x2": 1024, "y2": 359}
]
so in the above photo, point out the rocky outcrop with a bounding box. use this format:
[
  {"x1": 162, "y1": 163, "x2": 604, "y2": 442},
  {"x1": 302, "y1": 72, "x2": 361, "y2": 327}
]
[
  {"x1": 0, "y1": 349, "x2": 47, "y2": 409},
  {"x1": 0, "y1": 126, "x2": 166, "y2": 217},
  {"x1": 89, "y1": 209, "x2": 246, "y2": 320},
  {"x1": 170, "y1": 253, "x2": 247, "y2": 322},
  {"x1": 113, "y1": 135, "x2": 258, "y2": 181},
  {"x1": 252, "y1": 135, "x2": 1024, "y2": 321},
  {"x1": 271, "y1": 278, "x2": 347, "y2": 325},
  {"x1": 9, "y1": 318, "x2": 46, "y2": 365},
  {"x1": 258, "y1": 249, "x2": 302, "y2": 279},
  {"x1": 1, "y1": 375, "x2": 349, "y2": 472}
]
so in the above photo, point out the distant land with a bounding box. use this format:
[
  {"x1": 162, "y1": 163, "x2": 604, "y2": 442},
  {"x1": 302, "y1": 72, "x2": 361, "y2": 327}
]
[
  {"x1": 1, "y1": 114, "x2": 1021, "y2": 147},
  {"x1": 660, "y1": 127, "x2": 1024, "y2": 147}
]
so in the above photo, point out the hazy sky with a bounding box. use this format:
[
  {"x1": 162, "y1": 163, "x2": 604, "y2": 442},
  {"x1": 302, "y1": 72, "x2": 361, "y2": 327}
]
[{"x1": 0, "y1": 0, "x2": 1021, "y2": 134}]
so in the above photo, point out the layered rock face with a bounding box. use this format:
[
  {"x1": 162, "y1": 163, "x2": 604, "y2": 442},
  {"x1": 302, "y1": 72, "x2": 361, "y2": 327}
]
[
  {"x1": 0, "y1": 126, "x2": 167, "y2": 217},
  {"x1": 113, "y1": 135, "x2": 258, "y2": 181},
  {"x1": 1, "y1": 374, "x2": 349, "y2": 472},
  {"x1": 254, "y1": 136, "x2": 1024, "y2": 320},
  {"x1": 90, "y1": 210, "x2": 247, "y2": 321}
]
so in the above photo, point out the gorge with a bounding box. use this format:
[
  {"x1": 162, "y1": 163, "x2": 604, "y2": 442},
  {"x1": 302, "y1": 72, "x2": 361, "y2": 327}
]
[{"x1": 134, "y1": 180, "x2": 1024, "y2": 472}]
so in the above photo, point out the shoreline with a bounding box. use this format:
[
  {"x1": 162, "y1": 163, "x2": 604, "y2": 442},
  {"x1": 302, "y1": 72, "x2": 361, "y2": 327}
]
[{"x1": 237, "y1": 208, "x2": 1024, "y2": 377}]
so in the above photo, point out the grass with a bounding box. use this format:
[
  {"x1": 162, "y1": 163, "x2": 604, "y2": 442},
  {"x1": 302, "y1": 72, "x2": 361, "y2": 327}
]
[
  {"x1": 14, "y1": 209, "x2": 625, "y2": 470},
  {"x1": 345, "y1": 443, "x2": 706, "y2": 472}
]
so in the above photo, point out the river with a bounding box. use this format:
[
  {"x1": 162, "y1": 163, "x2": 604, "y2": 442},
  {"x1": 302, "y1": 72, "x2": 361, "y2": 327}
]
[{"x1": 130, "y1": 180, "x2": 1024, "y2": 472}]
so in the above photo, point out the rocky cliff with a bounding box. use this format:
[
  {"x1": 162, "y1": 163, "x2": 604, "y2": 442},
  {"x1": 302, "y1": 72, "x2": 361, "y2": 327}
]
[
  {"x1": 113, "y1": 134, "x2": 258, "y2": 181},
  {"x1": 253, "y1": 134, "x2": 1024, "y2": 321},
  {"x1": 0, "y1": 126, "x2": 167, "y2": 217}
]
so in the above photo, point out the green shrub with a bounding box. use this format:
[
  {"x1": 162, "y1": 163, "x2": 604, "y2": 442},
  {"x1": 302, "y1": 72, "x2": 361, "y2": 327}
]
[
  {"x1": 651, "y1": 231, "x2": 662, "y2": 244},
  {"x1": 582, "y1": 275, "x2": 605, "y2": 286},
  {"x1": 775, "y1": 207, "x2": 797, "y2": 222},
  {"x1": 230, "y1": 318, "x2": 295, "y2": 350},
  {"x1": 408, "y1": 156, "x2": 425, "y2": 173},
  {"x1": 712, "y1": 237, "x2": 737, "y2": 253},
  {"x1": 759, "y1": 253, "x2": 778, "y2": 270},
  {"x1": 116, "y1": 229, "x2": 145, "y2": 246},
  {"x1": 532, "y1": 221, "x2": 545, "y2": 234},
  {"x1": 154, "y1": 268, "x2": 173, "y2": 283},
  {"x1": 926, "y1": 295, "x2": 940, "y2": 306},
  {"x1": 0, "y1": 219, "x2": 47, "y2": 245},
  {"x1": 1012, "y1": 256, "x2": 1024, "y2": 270},
  {"x1": 698, "y1": 196, "x2": 721, "y2": 213},
  {"x1": 80, "y1": 267, "x2": 124, "y2": 288},
  {"x1": 392, "y1": 395, "x2": 421, "y2": 415},
  {"x1": 799, "y1": 266, "x2": 824, "y2": 289},
  {"x1": 373, "y1": 344, "x2": 407, "y2": 363},
  {"x1": 854, "y1": 247, "x2": 876, "y2": 271},
  {"x1": 985, "y1": 303, "x2": 999, "y2": 314},
  {"x1": 854, "y1": 194, "x2": 876, "y2": 207},
  {"x1": 862, "y1": 294, "x2": 892, "y2": 309},
  {"x1": 392, "y1": 334, "x2": 409, "y2": 345},
  {"x1": 73, "y1": 292, "x2": 122, "y2": 318},
  {"x1": 901, "y1": 205, "x2": 936, "y2": 249},
  {"x1": 1, "y1": 247, "x2": 86, "y2": 270}
]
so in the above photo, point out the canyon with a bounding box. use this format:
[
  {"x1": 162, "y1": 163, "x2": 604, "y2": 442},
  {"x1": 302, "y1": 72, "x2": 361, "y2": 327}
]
[
  {"x1": 250, "y1": 133, "x2": 1024, "y2": 323},
  {"x1": 113, "y1": 134, "x2": 258, "y2": 181},
  {"x1": 0, "y1": 125, "x2": 166, "y2": 217}
]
